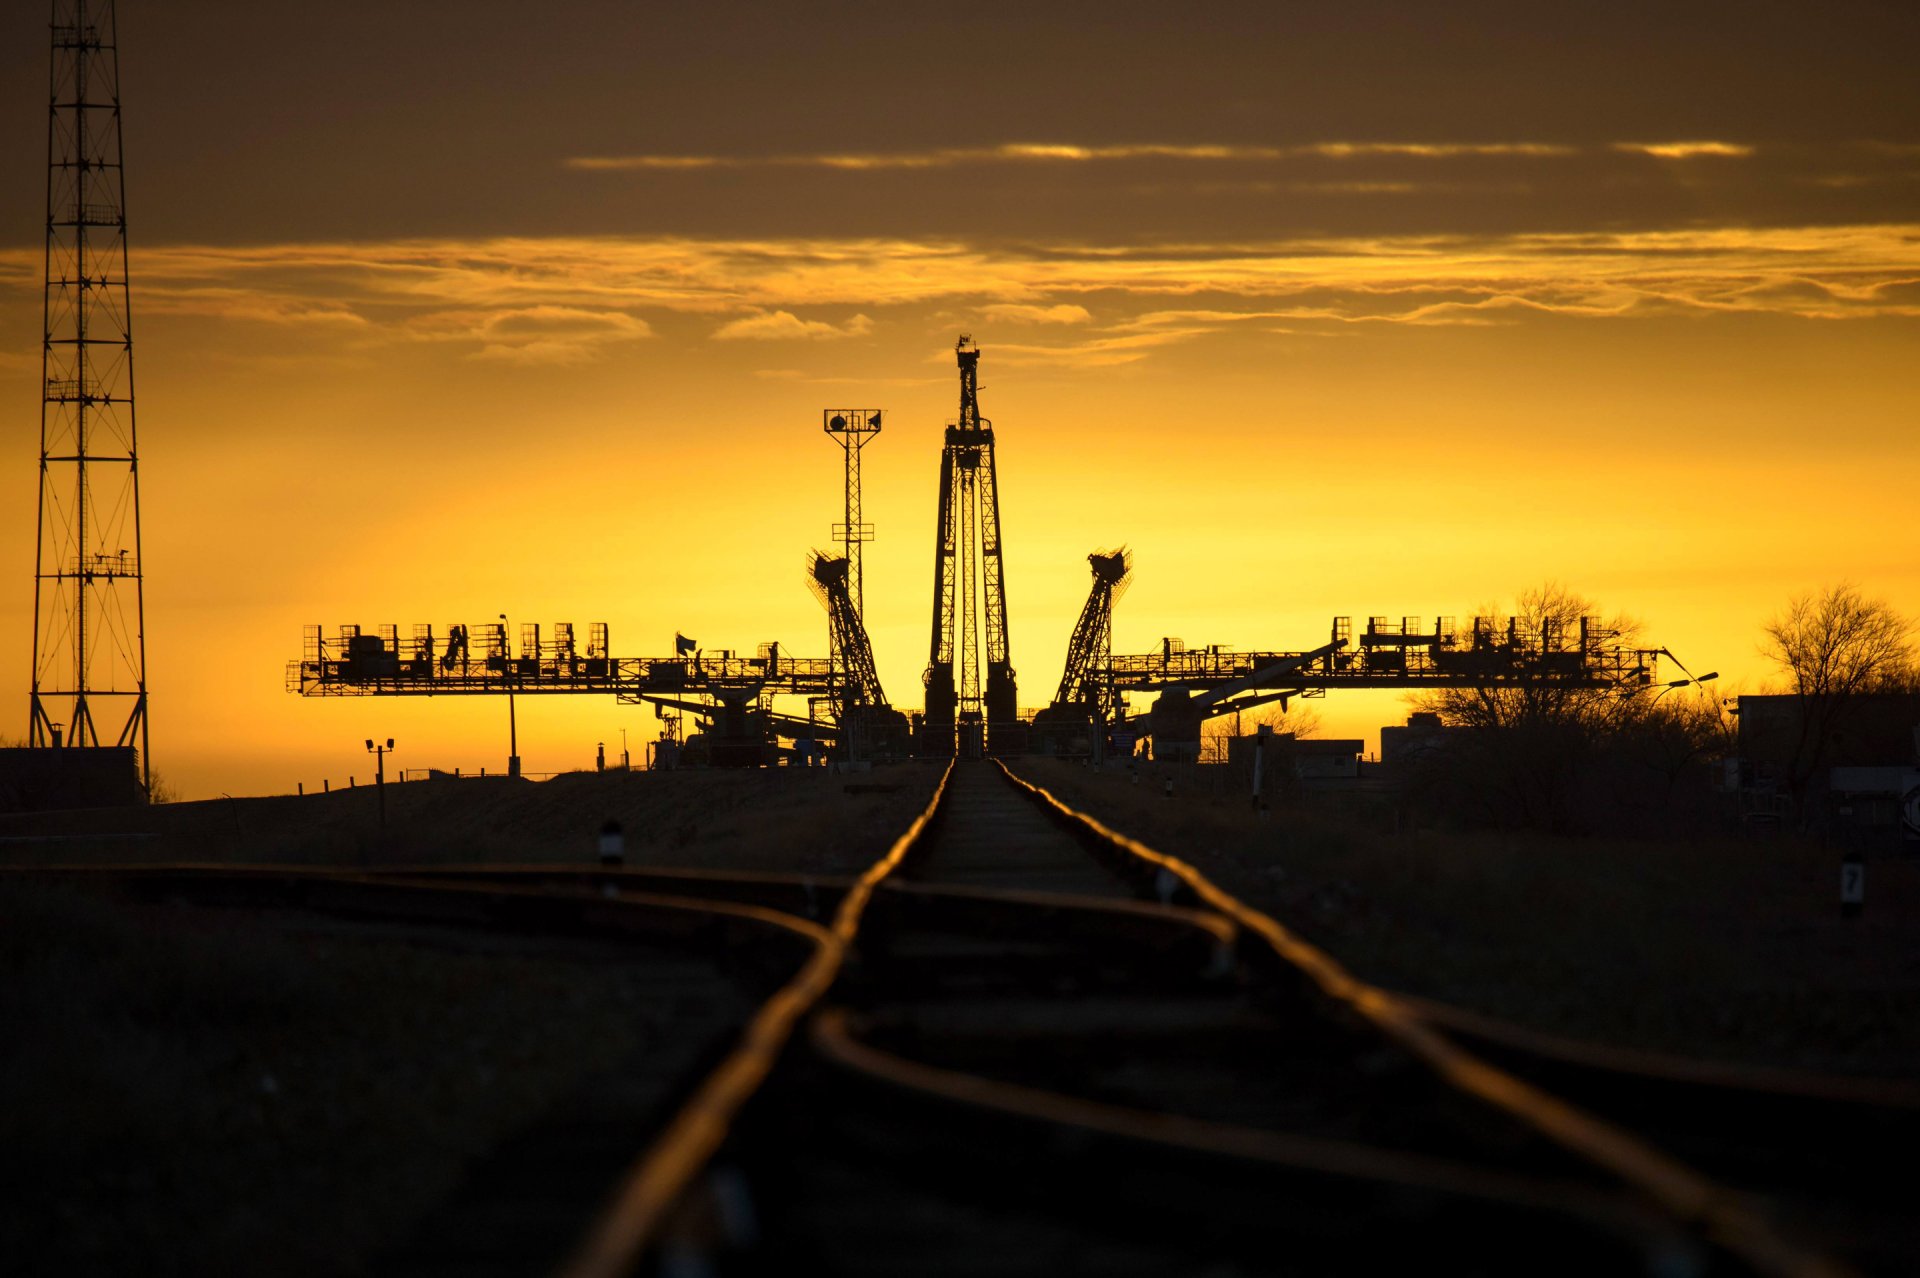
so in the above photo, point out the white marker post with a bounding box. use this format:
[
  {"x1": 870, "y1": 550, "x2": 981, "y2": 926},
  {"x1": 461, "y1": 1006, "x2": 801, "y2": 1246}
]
[
  {"x1": 1841, "y1": 849, "x2": 1864, "y2": 919},
  {"x1": 599, "y1": 819, "x2": 625, "y2": 868}
]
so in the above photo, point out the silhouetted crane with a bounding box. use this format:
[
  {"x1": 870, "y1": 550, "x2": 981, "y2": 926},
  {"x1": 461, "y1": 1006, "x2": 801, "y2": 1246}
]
[
  {"x1": 810, "y1": 550, "x2": 911, "y2": 761},
  {"x1": 809, "y1": 551, "x2": 887, "y2": 717},
  {"x1": 1053, "y1": 548, "x2": 1131, "y2": 719}
]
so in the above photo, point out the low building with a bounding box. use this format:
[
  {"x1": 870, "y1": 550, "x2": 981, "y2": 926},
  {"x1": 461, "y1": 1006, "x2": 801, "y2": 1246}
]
[
  {"x1": 1380, "y1": 711, "x2": 1453, "y2": 773},
  {"x1": 1828, "y1": 766, "x2": 1920, "y2": 846},
  {"x1": 0, "y1": 746, "x2": 144, "y2": 813},
  {"x1": 1223, "y1": 733, "x2": 1363, "y2": 780},
  {"x1": 1735, "y1": 693, "x2": 1920, "y2": 786}
]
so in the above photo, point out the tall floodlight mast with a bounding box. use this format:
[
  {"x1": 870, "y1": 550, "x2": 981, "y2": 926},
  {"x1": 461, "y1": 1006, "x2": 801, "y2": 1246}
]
[
  {"x1": 30, "y1": 0, "x2": 149, "y2": 788},
  {"x1": 821, "y1": 408, "x2": 881, "y2": 715},
  {"x1": 924, "y1": 336, "x2": 1016, "y2": 756},
  {"x1": 822, "y1": 409, "x2": 881, "y2": 619}
]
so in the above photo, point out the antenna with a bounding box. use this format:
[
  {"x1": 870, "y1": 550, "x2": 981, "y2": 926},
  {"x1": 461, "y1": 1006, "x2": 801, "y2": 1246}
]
[{"x1": 30, "y1": 0, "x2": 150, "y2": 792}]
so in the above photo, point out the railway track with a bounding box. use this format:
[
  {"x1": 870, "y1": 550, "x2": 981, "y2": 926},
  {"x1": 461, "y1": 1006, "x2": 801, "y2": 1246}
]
[
  {"x1": 18, "y1": 762, "x2": 1915, "y2": 1275},
  {"x1": 560, "y1": 761, "x2": 1899, "y2": 1277}
]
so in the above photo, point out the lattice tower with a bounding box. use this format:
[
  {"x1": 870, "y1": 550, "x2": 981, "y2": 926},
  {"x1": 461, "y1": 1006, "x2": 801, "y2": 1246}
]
[
  {"x1": 822, "y1": 409, "x2": 881, "y2": 619},
  {"x1": 29, "y1": 0, "x2": 149, "y2": 786}
]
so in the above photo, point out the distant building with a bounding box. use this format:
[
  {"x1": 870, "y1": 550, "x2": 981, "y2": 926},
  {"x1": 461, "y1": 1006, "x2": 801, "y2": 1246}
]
[
  {"x1": 1223, "y1": 733, "x2": 1364, "y2": 780},
  {"x1": 1380, "y1": 711, "x2": 1454, "y2": 775},
  {"x1": 1735, "y1": 693, "x2": 1920, "y2": 788},
  {"x1": 0, "y1": 747, "x2": 144, "y2": 814},
  {"x1": 1829, "y1": 767, "x2": 1920, "y2": 844},
  {"x1": 1735, "y1": 693, "x2": 1920, "y2": 839}
]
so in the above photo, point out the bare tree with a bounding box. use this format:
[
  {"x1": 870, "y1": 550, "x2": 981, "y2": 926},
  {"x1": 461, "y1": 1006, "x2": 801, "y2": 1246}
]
[
  {"x1": 1760, "y1": 583, "x2": 1916, "y2": 798},
  {"x1": 1409, "y1": 583, "x2": 1645, "y2": 831},
  {"x1": 1244, "y1": 700, "x2": 1325, "y2": 738},
  {"x1": 1422, "y1": 582, "x2": 1644, "y2": 733},
  {"x1": 1200, "y1": 699, "x2": 1323, "y2": 762},
  {"x1": 145, "y1": 768, "x2": 181, "y2": 804},
  {"x1": 1612, "y1": 682, "x2": 1738, "y2": 802}
]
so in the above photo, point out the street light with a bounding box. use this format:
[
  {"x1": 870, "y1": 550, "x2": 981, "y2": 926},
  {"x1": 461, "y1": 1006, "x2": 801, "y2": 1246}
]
[
  {"x1": 1646, "y1": 648, "x2": 1719, "y2": 701},
  {"x1": 364, "y1": 737, "x2": 395, "y2": 829},
  {"x1": 500, "y1": 612, "x2": 520, "y2": 779},
  {"x1": 1653, "y1": 671, "x2": 1720, "y2": 703}
]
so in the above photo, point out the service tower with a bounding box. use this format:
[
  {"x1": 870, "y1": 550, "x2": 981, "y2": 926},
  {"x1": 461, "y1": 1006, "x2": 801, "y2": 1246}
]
[{"x1": 924, "y1": 336, "x2": 1017, "y2": 756}]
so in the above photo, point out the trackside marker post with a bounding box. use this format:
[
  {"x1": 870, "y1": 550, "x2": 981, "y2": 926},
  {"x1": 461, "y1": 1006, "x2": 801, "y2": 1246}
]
[
  {"x1": 1253, "y1": 723, "x2": 1271, "y2": 813},
  {"x1": 1841, "y1": 850, "x2": 1864, "y2": 919},
  {"x1": 599, "y1": 819, "x2": 625, "y2": 868}
]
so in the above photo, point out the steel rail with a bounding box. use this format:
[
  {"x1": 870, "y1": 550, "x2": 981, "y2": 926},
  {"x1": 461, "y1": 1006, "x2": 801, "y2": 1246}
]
[
  {"x1": 807, "y1": 1005, "x2": 1681, "y2": 1252},
  {"x1": 2, "y1": 864, "x2": 832, "y2": 952},
  {"x1": 993, "y1": 760, "x2": 1849, "y2": 1278},
  {"x1": 556, "y1": 758, "x2": 955, "y2": 1278},
  {"x1": 9, "y1": 864, "x2": 848, "y2": 1271},
  {"x1": 1399, "y1": 993, "x2": 1920, "y2": 1113}
]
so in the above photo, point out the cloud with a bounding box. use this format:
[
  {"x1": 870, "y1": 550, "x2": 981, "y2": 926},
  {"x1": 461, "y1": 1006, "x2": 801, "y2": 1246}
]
[
  {"x1": 1114, "y1": 308, "x2": 1327, "y2": 329},
  {"x1": 135, "y1": 287, "x2": 370, "y2": 327},
  {"x1": 1302, "y1": 142, "x2": 1574, "y2": 159},
  {"x1": 567, "y1": 140, "x2": 1579, "y2": 172},
  {"x1": 750, "y1": 368, "x2": 942, "y2": 385},
  {"x1": 4, "y1": 222, "x2": 1915, "y2": 379},
  {"x1": 407, "y1": 304, "x2": 651, "y2": 363},
  {"x1": 1612, "y1": 141, "x2": 1755, "y2": 159},
  {"x1": 977, "y1": 303, "x2": 1091, "y2": 325},
  {"x1": 989, "y1": 329, "x2": 1205, "y2": 368},
  {"x1": 711, "y1": 310, "x2": 874, "y2": 340}
]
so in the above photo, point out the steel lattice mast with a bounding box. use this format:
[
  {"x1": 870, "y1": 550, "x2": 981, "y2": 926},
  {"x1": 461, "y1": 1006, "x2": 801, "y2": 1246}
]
[
  {"x1": 924, "y1": 335, "x2": 1016, "y2": 755},
  {"x1": 822, "y1": 409, "x2": 881, "y2": 619},
  {"x1": 29, "y1": 0, "x2": 149, "y2": 787}
]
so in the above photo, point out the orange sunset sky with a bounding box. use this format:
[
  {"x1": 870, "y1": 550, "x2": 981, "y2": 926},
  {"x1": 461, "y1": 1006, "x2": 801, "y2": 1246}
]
[{"x1": 4, "y1": 2, "x2": 1918, "y2": 799}]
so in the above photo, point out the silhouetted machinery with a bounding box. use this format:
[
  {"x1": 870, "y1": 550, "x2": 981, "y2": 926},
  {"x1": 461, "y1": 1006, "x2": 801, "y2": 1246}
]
[
  {"x1": 1031, "y1": 549, "x2": 1131, "y2": 756},
  {"x1": 807, "y1": 551, "x2": 910, "y2": 761},
  {"x1": 923, "y1": 336, "x2": 1018, "y2": 758},
  {"x1": 290, "y1": 337, "x2": 1688, "y2": 770},
  {"x1": 1031, "y1": 566, "x2": 1675, "y2": 758},
  {"x1": 289, "y1": 587, "x2": 910, "y2": 765},
  {"x1": 289, "y1": 622, "x2": 840, "y2": 766}
]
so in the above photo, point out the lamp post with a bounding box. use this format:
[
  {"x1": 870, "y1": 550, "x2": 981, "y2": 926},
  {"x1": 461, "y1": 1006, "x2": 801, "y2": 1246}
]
[
  {"x1": 1653, "y1": 665, "x2": 1720, "y2": 703},
  {"x1": 365, "y1": 738, "x2": 395, "y2": 829},
  {"x1": 500, "y1": 612, "x2": 520, "y2": 779},
  {"x1": 1644, "y1": 648, "x2": 1719, "y2": 703},
  {"x1": 620, "y1": 727, "x2": 629, "y2": 771}
]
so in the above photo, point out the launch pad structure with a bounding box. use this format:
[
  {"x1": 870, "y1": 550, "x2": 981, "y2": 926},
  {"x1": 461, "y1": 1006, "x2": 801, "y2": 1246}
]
[
  {"x1": 0, "y1": 11, "x2": 1697, "y2": 796},
  {"x1": 291, "y1": 335, "x2": 1682, "y2": 769},
  {"x1": 922, "y1": 336, "x2": 1017, "y2": 758}
]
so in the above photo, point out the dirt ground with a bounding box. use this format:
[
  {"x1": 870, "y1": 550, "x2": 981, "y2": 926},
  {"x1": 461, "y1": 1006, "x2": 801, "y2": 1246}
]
[
  {"x1": 0, "y1": 764, "x2": 940, "y2": 1275},
  {"x1": 8, "y1": 759, "x2": 1913, "y2": 1079},
  {"x1": 0, "y1": 762, "x2": 942, "y2": 874},
  {"x1": 7, "y1": 754, "x2": 1914, "y2": 1275},
  {"x1": 0, "y1": 879, "x2": 763, "y2": 1277},
  {"x1": 1013, "y1": 758, "x2": 1920, "y2": 1079}
]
